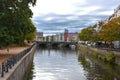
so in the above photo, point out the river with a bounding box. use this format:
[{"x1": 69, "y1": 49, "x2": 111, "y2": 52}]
[{"x1": 25, "y1": 47, "x2": 120, "y2": 80}]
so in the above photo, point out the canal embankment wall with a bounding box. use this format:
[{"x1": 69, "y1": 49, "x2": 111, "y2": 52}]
[
  {"x1": 79, "y1": 45, "x2": 120, "y2": 65},
  {"x1": 1, "y1": 44, "x2": 37, "y2": 80}
]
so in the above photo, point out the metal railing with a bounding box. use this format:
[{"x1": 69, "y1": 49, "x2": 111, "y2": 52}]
[{"x1": 0, "y1": 44, "x2": 35, "y2": 77}]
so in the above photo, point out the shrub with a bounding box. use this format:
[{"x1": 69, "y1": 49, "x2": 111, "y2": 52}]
[{"x1": 105, "y1": 52, "x2": 115, "y2": 64}]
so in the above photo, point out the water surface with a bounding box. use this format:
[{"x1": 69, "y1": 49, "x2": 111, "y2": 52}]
[{"x1": 29, "y1": 48, "x2": 120, "y2": 80}]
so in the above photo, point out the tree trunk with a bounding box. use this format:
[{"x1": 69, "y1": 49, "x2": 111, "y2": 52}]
[{"x1": 7, "y1": 47, "x2": 9, "y2": 53}]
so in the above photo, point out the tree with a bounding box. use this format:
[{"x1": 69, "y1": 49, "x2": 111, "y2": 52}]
[
  {"x1": 99, "y1": 17, "x2": 120, "y2": 42},
  {"x1": 78, "y1": 26, "x2": 100, "y2": 42},
  {"x1": 0, "y1": 0, "x2": 36, "y2": 47},
  {"x1": 79, "y1": 28, "x2": 92, "y2": 41},
  {"x1": 26, "y1": 32, "x2": 36, "y2": 41}
]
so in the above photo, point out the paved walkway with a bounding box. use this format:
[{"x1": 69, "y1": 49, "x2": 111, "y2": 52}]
[
  {"x1": 80, "y1": 44, "x2": 120, "y2": 57},
  {"x1": 0, "y1": 46, "x2": 29, "y2": 65},
  {"x1": 0, "y1": 47, "x2": 29, "y2": 55}
]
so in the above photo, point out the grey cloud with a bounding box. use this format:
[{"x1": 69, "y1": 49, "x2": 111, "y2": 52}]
[
  {"x1": 74, "y1": 0, "x2": 120, "y2": 16},
  {"x1": 78, "y1": 0, "x2": 120, "y2": 8},
  {"x1": 32, "y1": 14, "x2": 109, "y2": 34},
  {"x1": 32, "y1": 0, "x2": 120, "y2": 35}
]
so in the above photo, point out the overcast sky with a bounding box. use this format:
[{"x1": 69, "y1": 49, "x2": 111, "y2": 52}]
[{"x1": 31, "y1": 0, "x2": 120, "y2": 35}]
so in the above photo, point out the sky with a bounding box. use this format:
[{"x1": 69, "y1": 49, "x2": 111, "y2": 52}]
[{"x1": 31, "y1": 0, "x2": 120, "y2": 36}]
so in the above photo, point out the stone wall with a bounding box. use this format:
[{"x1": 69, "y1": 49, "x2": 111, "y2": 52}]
[
  {"x1": 79, "y1": 45, "x2": 120, "y2": 64},
  {"x1": 1, "y1": 44, "x2": 36, "y2": 80}
]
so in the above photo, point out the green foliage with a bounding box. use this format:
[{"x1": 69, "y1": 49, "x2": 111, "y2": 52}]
[
  {"x1": 0, "y1": 27, "x2": 14, "y2": 47},
  {"x1": 26, "y1": 32, "x2": 36, "y2": 41},
  {"x1": 79, "y1": 16, "x2": 120, "y2": 43},
  {"x1": 79, "y1": 46, "x2": 115, "y2": 64},
  {"x1": 78, "y1": 54, "x2": 90, "y2": 69},
  {"x1": 98, "y1": 52, "x2": 115, "y2": 64},
  {"x1": 78, "y1": 46, "x2": 88, "y2": 53},
  {"x1": 98, "y1": 55, "x2": 106, "y2": 61},
  {"x1": 92, "y1": 51, "x2": 98, "y2": 58},
  {"x1": 79, "y1": 28, "x2": 92, "y2": 41},
  {"x1": 103, "y1": 17, "x2": 120, "y2": 41},
  {"x1": 78, "y1": 25, "x2": 100, "y2": 42},
  {"x1": 105, "y1": 52, "x2": 115, "y2": 64},
  {"x1": 99, "y1": 17, "x2": 120, "y2": 42},
  {"x1": 0, "y1": 0, "x2": 36, "y2": 47}
]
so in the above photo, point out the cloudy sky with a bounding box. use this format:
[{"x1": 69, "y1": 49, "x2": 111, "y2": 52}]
[{"x1": 31, "y1": 0, "x2": 120, "y2": 35}]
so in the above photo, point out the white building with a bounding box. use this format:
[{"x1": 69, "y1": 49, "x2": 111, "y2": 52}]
[
  {"x1": 109, "y1": 5, "x2": 120, "y2": 20},
  {"x1": 36, "y1": 32, "x2": 43, "y2": 41},
  {"x1": 113, "y1": 5, "x2": 120, "y2": 18},
  {"x1": 52, "y1": 33, "x2": 64, "y2": 42},
  {"x1": 48, "y1": 36, "x2": 52, "y2": 42},
  {"x1": 58, "y1": 33, "x2": 64, "y2": 42}
]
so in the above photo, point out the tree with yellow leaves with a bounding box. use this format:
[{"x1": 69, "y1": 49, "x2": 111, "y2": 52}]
[{"x1": 99, "y1": 17, "x2": 120, "y2": 42}]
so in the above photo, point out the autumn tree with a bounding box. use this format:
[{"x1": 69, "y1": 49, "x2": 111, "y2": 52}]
[{"x1": 99, "y1": 17, "x2": 120, "y2": 42}]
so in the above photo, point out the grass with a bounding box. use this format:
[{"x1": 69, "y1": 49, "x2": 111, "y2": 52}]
[{"x1": 78, "y1": 46, "x2": 116, "y2": 64}]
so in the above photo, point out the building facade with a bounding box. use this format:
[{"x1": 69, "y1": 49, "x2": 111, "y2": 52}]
[
  {"x1": 64, "y1": 29, "x2": 69, "y2": 42},
  {"x1": 67, "y1": 33, "x2": 78, "y2": 42},
  {"x1": 36, "y1": 32, "x2": 43, "y2": 41},
  {"x1": 109, "y1": 5, "x2": 120, "y2": 20}
]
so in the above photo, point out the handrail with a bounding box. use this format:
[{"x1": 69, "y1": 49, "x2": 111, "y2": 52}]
[{"x1": 0, "y1": 44, "x2": 35, "y2": 77}]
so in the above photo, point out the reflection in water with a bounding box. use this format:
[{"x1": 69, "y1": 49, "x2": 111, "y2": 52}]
[
  {"x1": 78, "y1": 53, "x2": 120, "y2": 80},
  {"x1": 23, "y1": 62, "x2": 34, "y2": 80},
  {"x1": 25, "y1": 48, "x2": 120, "y2": 80},
  {"x1": 32, "y1": 48, "x2": 86, "y2": 80}
]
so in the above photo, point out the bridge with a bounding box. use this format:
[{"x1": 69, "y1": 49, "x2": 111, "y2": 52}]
[{"x1": 36, "y1": 41, "x2": 78, "y2": 48}]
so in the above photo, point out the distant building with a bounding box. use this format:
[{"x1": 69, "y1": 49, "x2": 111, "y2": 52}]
[
  {"x1": 45, "y1": 36, "x2": 49, "y2": 42},
  {"x1": 63, "y1": 29, "x2": 78, "y2": 42},
  {"x1": 43, "y1": 29, "x2": 78, "y2": 42},
  {"x1": 53, "y1": 33, "x2": 64, "y2": 42},
  {"x1": 109, "y1": 5, "x2": 120, "y2": 20},
  {"x1": 36, "y1": 32, "x2": 43, "y2": 41},
  {"x1": 48, "y1": 36, "x2": 51, "y2": 42},
  {"x1": 64, "y1": 29, "x2": 68, "y2": 42},
  {"x1": 113, "y1": 5, "x2": 120, "y2": 17},
  {"x1": 67, "y1": 33, "x2": 78, "y2": 42},
  {"x1": 59, "y1": 33, "x2": 64, "y2": 42}
]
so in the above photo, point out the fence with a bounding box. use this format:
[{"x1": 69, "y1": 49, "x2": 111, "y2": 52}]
[{"x1": 0, "y1": 44, "x2": 35, "y2": 77}]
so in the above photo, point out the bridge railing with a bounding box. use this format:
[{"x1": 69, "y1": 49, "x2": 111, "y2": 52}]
[{"x1": 0, "y1": 44, "x2": 35, "y2": 77}]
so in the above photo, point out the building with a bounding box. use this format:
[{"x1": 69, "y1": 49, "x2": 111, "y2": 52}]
[
  {"x1": 36, "y1": 32, "x2": 43, "y2": 41},
  {"x1": 109, "y1": 5, "x2": 120, "y2": 20},
  {"x1": 63, "y1": 29, "x2": 78, "y2": 42},
  {"x1": 67, "y1": 33, "x2": 78, "y2": 42},
  {"x1": 64, "y1": 29, "x2": 68, "y2": 42},
  {"x1": 59, "y1": 33, "x2": 64, "y2": 42},
  {"x1": 42, "y1": 29, "x2": 78, "y2": 42},
  {"x1": 113, "y1": 5, "x2": 120, "y2": 18}
]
